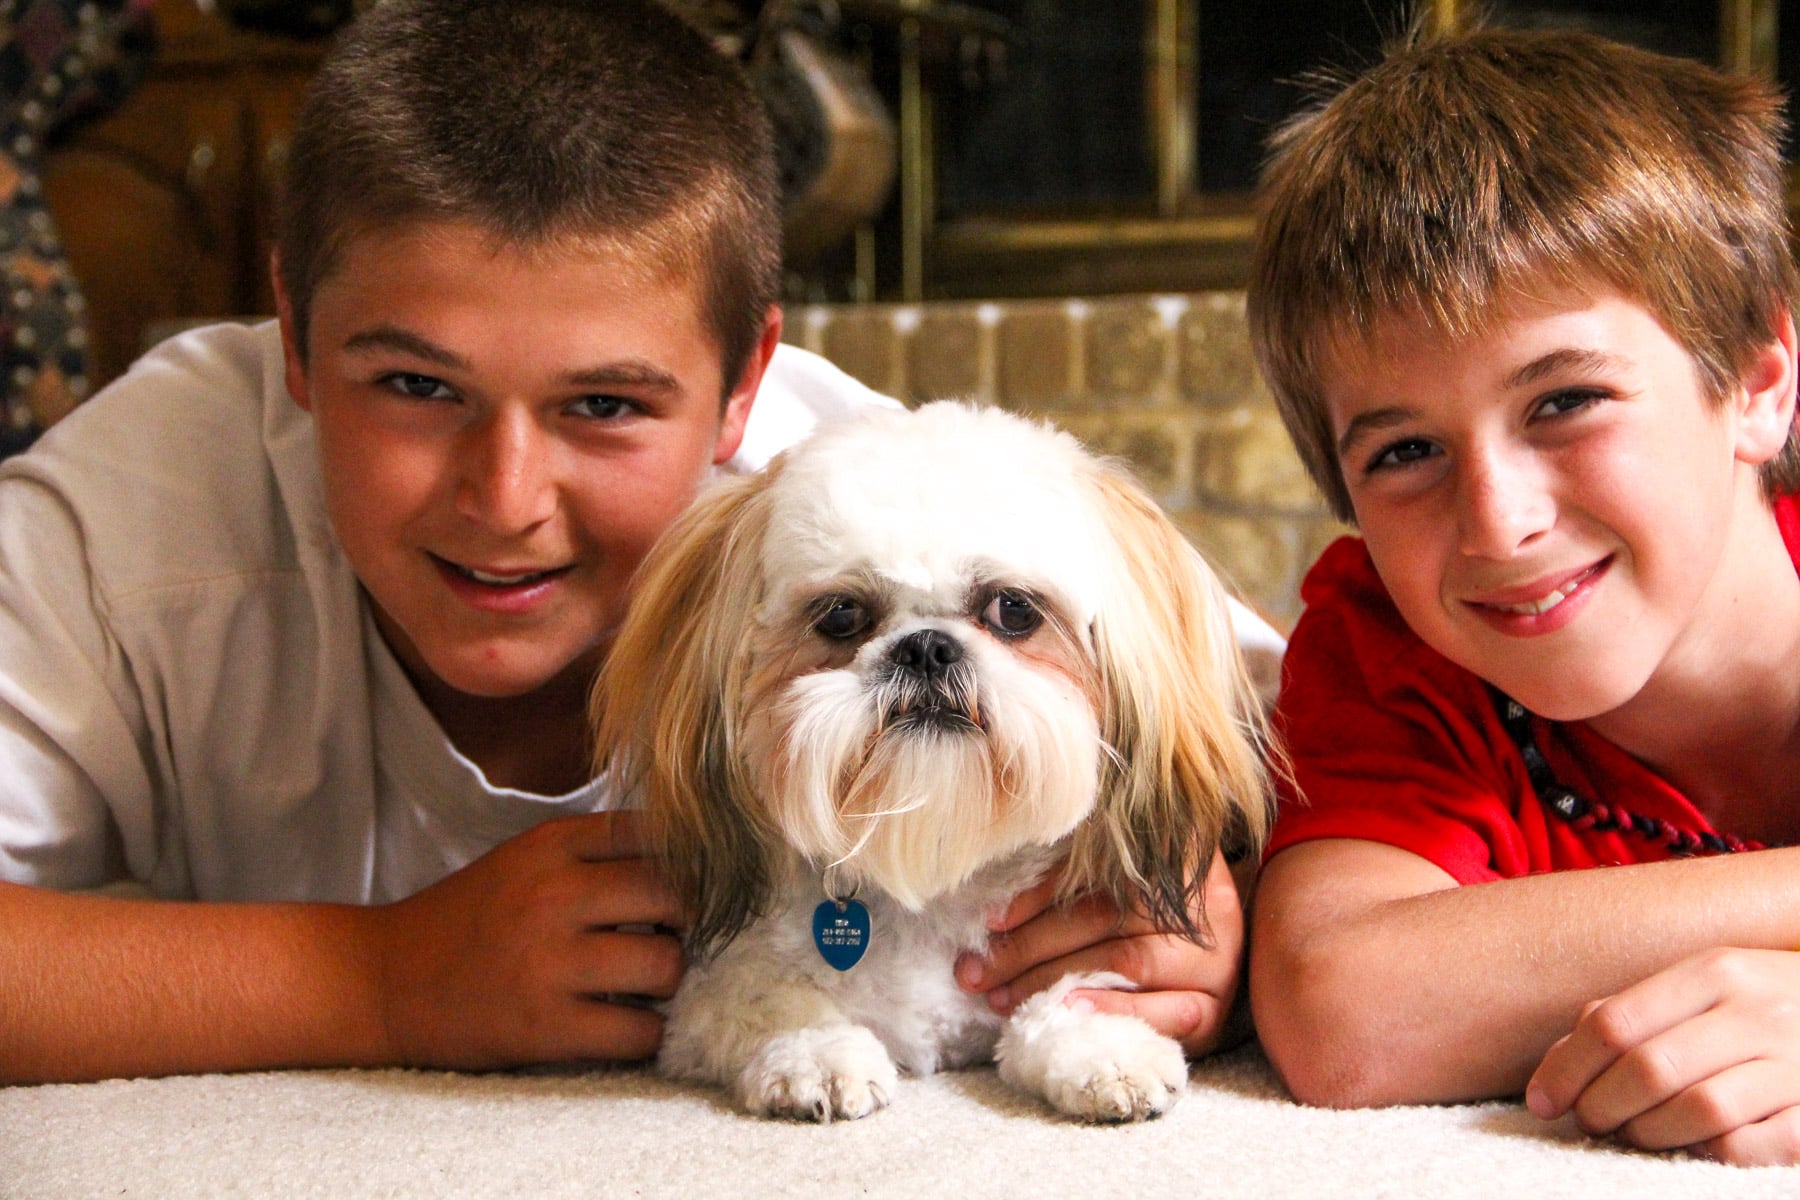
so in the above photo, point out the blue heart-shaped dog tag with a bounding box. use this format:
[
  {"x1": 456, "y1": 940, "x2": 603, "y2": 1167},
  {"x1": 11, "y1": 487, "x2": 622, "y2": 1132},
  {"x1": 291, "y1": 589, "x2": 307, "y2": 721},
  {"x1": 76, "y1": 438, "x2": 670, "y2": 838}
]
[{"x1": 812, "y1": 898, "x2": 871, "y2": 971}]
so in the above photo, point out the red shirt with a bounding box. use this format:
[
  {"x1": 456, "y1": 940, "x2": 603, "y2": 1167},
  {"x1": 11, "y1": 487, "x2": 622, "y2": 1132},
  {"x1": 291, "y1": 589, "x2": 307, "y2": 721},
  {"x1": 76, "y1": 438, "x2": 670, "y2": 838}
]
[{"x1": 1264, "y1": 493, "x2": 1800, "y2": 883}]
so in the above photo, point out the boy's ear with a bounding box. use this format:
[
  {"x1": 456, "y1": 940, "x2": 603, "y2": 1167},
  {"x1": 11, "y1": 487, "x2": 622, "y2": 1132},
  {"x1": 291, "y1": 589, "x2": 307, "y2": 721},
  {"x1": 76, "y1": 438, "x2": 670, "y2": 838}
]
[
  {"x1": 712, "y1": 305, "x2": 784, "y2": 466},
  {"x1": 269, "y1": 248, "x2": 313, "y2": 414},
  {"x1": 1733, "y1": 307, "x2": 1798, "y2": 466}
]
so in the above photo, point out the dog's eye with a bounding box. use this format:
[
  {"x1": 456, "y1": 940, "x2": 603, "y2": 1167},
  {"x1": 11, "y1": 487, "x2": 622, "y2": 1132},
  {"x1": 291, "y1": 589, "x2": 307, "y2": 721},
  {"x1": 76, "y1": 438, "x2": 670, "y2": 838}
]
[
  {"x1": 981, "y1": 589, "x2": 1042, "y2": 638},
  {"x1": 814, "y1": 598, "x2": 871, "y2": 641}
]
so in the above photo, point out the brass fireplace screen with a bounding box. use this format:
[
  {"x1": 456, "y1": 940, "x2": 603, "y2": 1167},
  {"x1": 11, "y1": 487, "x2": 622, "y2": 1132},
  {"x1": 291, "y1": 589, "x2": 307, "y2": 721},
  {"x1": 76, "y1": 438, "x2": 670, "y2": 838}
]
[{"x1": 772, "y1": 0, "x2": 1783, "y2": 304}]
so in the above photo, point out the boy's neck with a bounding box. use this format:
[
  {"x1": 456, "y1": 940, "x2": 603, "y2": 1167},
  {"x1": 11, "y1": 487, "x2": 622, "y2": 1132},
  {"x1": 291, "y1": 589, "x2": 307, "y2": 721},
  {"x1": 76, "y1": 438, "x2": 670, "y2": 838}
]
[
  {"x1": 410, "y1": 667, "x2": 596, "y2": 797},
  {"x1": 1585, "y1": 490, "x2": 1800, "y2": 842}
]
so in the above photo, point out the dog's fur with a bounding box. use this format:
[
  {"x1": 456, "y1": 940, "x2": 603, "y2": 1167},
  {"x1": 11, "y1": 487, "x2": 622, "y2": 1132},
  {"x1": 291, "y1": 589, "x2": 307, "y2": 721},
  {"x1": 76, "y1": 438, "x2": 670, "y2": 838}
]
[{"x1": 594, "y1": 401, "x2": 1274, "y2": 1122}]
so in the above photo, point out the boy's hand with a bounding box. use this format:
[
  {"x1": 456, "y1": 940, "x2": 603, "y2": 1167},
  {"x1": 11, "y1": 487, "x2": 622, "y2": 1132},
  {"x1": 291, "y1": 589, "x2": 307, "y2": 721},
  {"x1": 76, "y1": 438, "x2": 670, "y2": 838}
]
[
  {"x1": 364, "y1": 811, "x2": 684, "y2": 1070},
  {"x1": 1526, "y1": 947, "x2": 1800, "y2": 1165},
  {"x1": 953, "y1": 848, "x2": 1246, "y2": 1056}
]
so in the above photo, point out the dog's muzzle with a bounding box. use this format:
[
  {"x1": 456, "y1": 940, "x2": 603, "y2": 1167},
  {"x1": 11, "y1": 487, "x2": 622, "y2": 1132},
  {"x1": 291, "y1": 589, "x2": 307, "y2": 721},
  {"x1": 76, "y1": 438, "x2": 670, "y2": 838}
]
[{"x1": 880, "y1": 629, "x2": 980, "y2": 732}]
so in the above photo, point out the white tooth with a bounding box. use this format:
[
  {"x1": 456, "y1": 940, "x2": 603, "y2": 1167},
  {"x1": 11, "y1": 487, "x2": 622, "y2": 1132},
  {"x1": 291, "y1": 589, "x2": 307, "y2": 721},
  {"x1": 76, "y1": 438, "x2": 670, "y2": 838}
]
[
  {"x1": 468, "y1": 567, "x2": 537, "y2": 585},
  {"x1": 1498, "y1": 587, "x2": 1567, "y2": 616}
]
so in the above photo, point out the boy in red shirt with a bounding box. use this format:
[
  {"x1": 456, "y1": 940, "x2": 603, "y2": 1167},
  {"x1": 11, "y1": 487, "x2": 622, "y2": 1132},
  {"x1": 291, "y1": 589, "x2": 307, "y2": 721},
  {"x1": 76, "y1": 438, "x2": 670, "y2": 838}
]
[{"x1": 1246, "y1": 26, "x2": 1800, "y2": 1164}]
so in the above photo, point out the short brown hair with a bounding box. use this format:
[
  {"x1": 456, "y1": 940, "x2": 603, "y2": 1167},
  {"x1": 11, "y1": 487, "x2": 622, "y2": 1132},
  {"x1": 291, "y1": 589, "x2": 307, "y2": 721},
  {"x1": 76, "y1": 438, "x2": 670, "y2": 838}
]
[
  {"x1": 277, "y1": 0, "x2": 781, "y2": 392},
  {"x1": 1247, "y1": 25, "x2": 1800, "y2": 521}
]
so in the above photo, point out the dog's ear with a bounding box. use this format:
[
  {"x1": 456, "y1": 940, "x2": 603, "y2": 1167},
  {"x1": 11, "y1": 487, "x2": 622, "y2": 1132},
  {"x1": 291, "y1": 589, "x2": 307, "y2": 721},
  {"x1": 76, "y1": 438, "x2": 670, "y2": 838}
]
[
  {"x1": 592, "y1": 464, "x2": 783, "y2": 959},
  {"x1": 1061, "y1": 461, "x2": 1276, "y2": 946}
]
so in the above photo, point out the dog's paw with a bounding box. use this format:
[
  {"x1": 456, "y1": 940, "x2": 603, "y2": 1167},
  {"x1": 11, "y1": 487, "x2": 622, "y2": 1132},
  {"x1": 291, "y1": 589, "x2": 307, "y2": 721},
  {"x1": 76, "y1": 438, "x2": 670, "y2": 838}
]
[
  {"x1": 996, "y1": 976, "x2": 1187, "y2": 1123},
  {"x1": 735, "y1": 1025, "x2": 899, "y2": 1123}
]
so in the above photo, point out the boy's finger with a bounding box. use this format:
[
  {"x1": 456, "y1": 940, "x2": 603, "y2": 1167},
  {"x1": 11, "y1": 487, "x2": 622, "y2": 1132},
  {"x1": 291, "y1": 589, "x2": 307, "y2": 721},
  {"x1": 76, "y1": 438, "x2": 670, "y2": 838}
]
[
  {"x1": 573, "y1": 928, "x2": 686, "y2": 1000},
  {"x1": 1620, "y1": 1058, "x2": 1795, "y2": 1151},
  {"x1": 1528, "y1": 1023, "x2": 1637, "y2": 1120},
  {"x1": 1068, "y1": 986, "x2": 1226, "y2": 1056},
  {"x1": 987, "y1": 872, "x2": 1064, "y2": 932},
  {"x1": 550, "y1": 997, "x2": 666, "y2": 1064},
  {"x1": 970, "y1": 931, "x2": 1235, "y2": 1018},
  {"x1": 956, "y1": 895, "x2": 1125, "y2": 991},
  {"x1": 1565, "y1": 1007, "x2": 1762, "y2": 1135},
  {"x1": 1699, "y1": 1101, "x2": 1800, "y2": 1167},
  {"x1": 562, "y1": 810, "x2": 649, "y2": 861},
  {"x1": 1528, "y1": 971, "x2": 1714, "y2": 1118},
  {"x1": 573, "y1": 858, "x2": 685, "y2": 929}
]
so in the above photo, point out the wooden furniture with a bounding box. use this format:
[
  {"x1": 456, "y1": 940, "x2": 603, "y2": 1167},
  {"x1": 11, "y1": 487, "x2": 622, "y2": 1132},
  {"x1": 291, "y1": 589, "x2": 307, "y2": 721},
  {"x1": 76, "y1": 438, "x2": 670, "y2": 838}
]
[{"x1": 43, "y1": 2, "x2": 324, "y2": 392}]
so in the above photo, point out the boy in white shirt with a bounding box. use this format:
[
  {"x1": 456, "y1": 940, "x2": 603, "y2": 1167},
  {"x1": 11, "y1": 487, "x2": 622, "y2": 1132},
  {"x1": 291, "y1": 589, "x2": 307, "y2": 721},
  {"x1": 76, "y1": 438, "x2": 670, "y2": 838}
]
[{"x1": 0, "y1": 0, "x2": 1254, "y2": 1083}]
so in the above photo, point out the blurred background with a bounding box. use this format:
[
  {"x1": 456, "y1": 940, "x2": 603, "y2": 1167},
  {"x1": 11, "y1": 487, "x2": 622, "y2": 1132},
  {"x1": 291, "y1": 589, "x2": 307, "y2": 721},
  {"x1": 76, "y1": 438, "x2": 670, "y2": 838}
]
[{"x1": 13, "y1": 0, "x2": 1786, "y2": 625}]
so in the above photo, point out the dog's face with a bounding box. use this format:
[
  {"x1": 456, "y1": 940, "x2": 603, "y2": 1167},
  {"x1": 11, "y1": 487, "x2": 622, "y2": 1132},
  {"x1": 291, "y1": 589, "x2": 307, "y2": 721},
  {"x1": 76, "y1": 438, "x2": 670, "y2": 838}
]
[
  {"x1": 735, "y1": 405, "x2": 1124, "y2": 910},
  {"x1": 597, "y1": 402, "x2": 1271, "y2": 956}
]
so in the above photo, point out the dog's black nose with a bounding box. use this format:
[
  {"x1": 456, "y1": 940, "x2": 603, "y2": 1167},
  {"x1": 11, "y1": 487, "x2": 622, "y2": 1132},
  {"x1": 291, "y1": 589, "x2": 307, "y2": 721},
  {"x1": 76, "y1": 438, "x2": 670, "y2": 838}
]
[{"x1": 889, "y1": 628, "x2": 963, "y2": 677}]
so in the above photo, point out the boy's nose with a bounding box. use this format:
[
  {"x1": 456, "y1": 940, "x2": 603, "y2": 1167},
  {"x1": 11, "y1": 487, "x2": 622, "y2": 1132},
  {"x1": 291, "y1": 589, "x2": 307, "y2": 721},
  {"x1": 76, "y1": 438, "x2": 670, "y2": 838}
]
[
  {"x1": 455, "y1": 409, "x2": 557, "y2": 533},
  {"x1": 1455, "y1": 444, "x2": 1554, "y2": 559}
]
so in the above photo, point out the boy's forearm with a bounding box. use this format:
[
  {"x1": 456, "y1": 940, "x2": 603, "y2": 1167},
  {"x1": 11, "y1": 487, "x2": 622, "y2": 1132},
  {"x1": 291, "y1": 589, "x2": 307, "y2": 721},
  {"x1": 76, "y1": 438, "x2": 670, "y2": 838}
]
[
  {"x1": 1251, "y1": 841, "x2": 1800, "y2": 1108},
  {"x1": 0, "y1": 881, "x2": 391, "y2": 1084}
]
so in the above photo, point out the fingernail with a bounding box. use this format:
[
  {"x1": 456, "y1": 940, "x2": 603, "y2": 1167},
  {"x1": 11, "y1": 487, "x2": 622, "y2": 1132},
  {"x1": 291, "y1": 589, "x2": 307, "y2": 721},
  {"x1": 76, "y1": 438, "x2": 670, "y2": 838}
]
[
  {"x1": 954, "y1": 955, "x2": 985, "y2": 990},
  {"x1": 1524, "y1": 1081, "x2": 1552, "y2": 1118},
  {"x1": 987, "y1": 986, "x2": 1012, "y2": 1014}
]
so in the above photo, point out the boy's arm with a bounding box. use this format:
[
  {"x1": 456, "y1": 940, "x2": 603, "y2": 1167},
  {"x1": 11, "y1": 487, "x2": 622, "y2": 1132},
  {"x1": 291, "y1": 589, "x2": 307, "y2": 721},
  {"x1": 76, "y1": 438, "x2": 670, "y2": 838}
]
[
  {"x1": 1250, "y1": 837, "x2": 1800, "y2": 1107},
  {"x1": 0, "y1": 812, "x2": 680, "y2": 1084},
  {"x1": 0, "y1": 881, "x2": 389, "y2": 1082}
]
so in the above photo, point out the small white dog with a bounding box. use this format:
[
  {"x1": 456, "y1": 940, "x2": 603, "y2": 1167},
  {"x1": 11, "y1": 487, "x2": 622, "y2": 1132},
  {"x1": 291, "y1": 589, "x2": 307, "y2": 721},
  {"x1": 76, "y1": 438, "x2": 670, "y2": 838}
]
[{"x1": 594, "y1": 401, "x2": 1273, "y2": 1123}]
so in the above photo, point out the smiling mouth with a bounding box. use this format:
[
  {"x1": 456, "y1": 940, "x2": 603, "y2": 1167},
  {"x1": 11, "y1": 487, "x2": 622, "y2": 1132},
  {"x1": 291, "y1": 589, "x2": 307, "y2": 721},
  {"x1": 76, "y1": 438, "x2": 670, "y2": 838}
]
[
  {"x1": 1479, "y1": 561, "x2": 1606, "y2": 616},
  {"x1": 433, "y1": 555, "x2": 571, "y2": 588}
]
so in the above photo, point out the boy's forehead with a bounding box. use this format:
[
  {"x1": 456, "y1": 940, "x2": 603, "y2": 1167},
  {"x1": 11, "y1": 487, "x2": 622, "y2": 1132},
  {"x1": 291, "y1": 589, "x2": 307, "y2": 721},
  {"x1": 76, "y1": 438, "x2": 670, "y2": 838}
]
[
  {"x1": 1320, "y1": 276, "x2": 1622, "y2": 376},
  {"x1": 1320, "y1": 284, "x2": 1697, "y2": 431},
  {"x1": 325, "y1": 218, "x2": 689, "y2": 293},
  {"x1": 1313, "y1": 311, "x2": 1458, "y2": 406},
  {"x1": 308, "y1": 218, "x2": 725, "y2": 360},
  {"x1": 299, "y1": 218, "x2": 735, "y2": 396}
]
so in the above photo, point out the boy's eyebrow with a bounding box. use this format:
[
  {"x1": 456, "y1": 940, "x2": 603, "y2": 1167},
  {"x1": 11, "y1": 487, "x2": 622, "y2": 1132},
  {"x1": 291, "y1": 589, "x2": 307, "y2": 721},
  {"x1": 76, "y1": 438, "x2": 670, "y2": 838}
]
[
  {"x1": 1335, "y1": 408, "x2": 1412, "y2": 459},
  {"x1": 338, "y1": 325, "x2": 683, "y2": 395},
  {"x1": 563, "y1": 361, "x2": 683, "y2": 396},
  {"x1": 341, "y1": 325, "x2": 466, "y2": 369},
  {"x1": 1506, "y1": 348, "x2": 1629, "y2": 389}
]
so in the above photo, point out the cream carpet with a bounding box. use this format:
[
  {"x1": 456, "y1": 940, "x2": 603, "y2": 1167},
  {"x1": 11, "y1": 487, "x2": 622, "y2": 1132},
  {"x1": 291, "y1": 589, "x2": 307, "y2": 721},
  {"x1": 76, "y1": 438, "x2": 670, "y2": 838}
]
[{"x1": 3, "y1": 1044, "x2": 1794, "y2": 1198}]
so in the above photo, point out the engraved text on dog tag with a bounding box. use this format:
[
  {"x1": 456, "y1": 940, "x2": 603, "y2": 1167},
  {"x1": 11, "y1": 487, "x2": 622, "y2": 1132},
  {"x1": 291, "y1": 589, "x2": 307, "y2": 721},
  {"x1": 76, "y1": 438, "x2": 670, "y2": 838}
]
[{"x1": 812, "y1": 898, "x2": 870, "y2": 971}]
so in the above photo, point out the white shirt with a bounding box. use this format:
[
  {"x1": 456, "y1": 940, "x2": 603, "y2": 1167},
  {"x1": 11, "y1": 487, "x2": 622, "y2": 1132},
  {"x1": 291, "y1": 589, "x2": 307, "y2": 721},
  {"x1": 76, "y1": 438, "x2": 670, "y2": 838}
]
[{"x1": 0, "y1": 321, "x2": 890, "y2": 902}]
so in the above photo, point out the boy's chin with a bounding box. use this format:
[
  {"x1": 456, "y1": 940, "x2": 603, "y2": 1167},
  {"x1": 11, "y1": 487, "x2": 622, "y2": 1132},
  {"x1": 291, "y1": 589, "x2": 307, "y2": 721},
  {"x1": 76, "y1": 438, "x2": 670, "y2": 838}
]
[
  {"x1": 412, "y1": 640, "x2": 601, "y2": 706},
  {"x1": 363, "y1": 563, "x2": 609, "y2": 708},
  {"x1": 1476, "y1": 657, "x2": 1653, "y2": 726}
]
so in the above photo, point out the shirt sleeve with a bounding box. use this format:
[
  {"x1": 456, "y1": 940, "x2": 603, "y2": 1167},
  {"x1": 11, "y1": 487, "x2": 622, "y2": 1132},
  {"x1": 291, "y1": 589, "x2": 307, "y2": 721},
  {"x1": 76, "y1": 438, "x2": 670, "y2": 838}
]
[
  {"x1": 0, "y1": 471, "x2": 157, "y2": 889},
  {"x1": 727, "y1": 343, "x2": 904, "y2": 473},
  {"x1": 1265, "y1": 547, "x2": 1536, "y2": 885}
]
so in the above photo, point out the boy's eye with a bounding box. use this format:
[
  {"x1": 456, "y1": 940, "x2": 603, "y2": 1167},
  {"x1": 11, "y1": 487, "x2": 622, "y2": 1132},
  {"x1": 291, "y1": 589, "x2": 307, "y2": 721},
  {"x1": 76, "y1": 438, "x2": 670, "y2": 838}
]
[
  {"x1": 980, "y1": 588, "x2": 1042, "y2": 638},
  {"x1": 1533, "y1": 388, "x2": 1605, "y2": 420},
  {"x1": 384, "y1": 372, "x2": 454, "y2": 400},
  {"x1": 1365, "y1": 437, "x2": 1440, "y2": 473},
  {"x1": 570, "y1": 395, "x2": 639, "y2": 421}
]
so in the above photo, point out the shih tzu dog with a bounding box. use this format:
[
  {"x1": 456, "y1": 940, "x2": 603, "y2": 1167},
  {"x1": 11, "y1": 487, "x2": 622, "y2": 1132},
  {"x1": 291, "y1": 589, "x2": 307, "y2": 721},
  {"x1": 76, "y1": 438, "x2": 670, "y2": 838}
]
[{"x1": 594, "y1": 400, "x2": 1274, "y2": 1124}]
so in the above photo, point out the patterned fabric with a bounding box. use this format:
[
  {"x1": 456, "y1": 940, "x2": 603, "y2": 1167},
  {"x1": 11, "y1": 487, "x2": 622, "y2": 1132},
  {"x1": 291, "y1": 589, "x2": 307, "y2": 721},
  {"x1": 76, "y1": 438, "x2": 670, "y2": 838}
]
[{"x1": 0, "y1": 0, "x2": 153, "y2": 457}]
